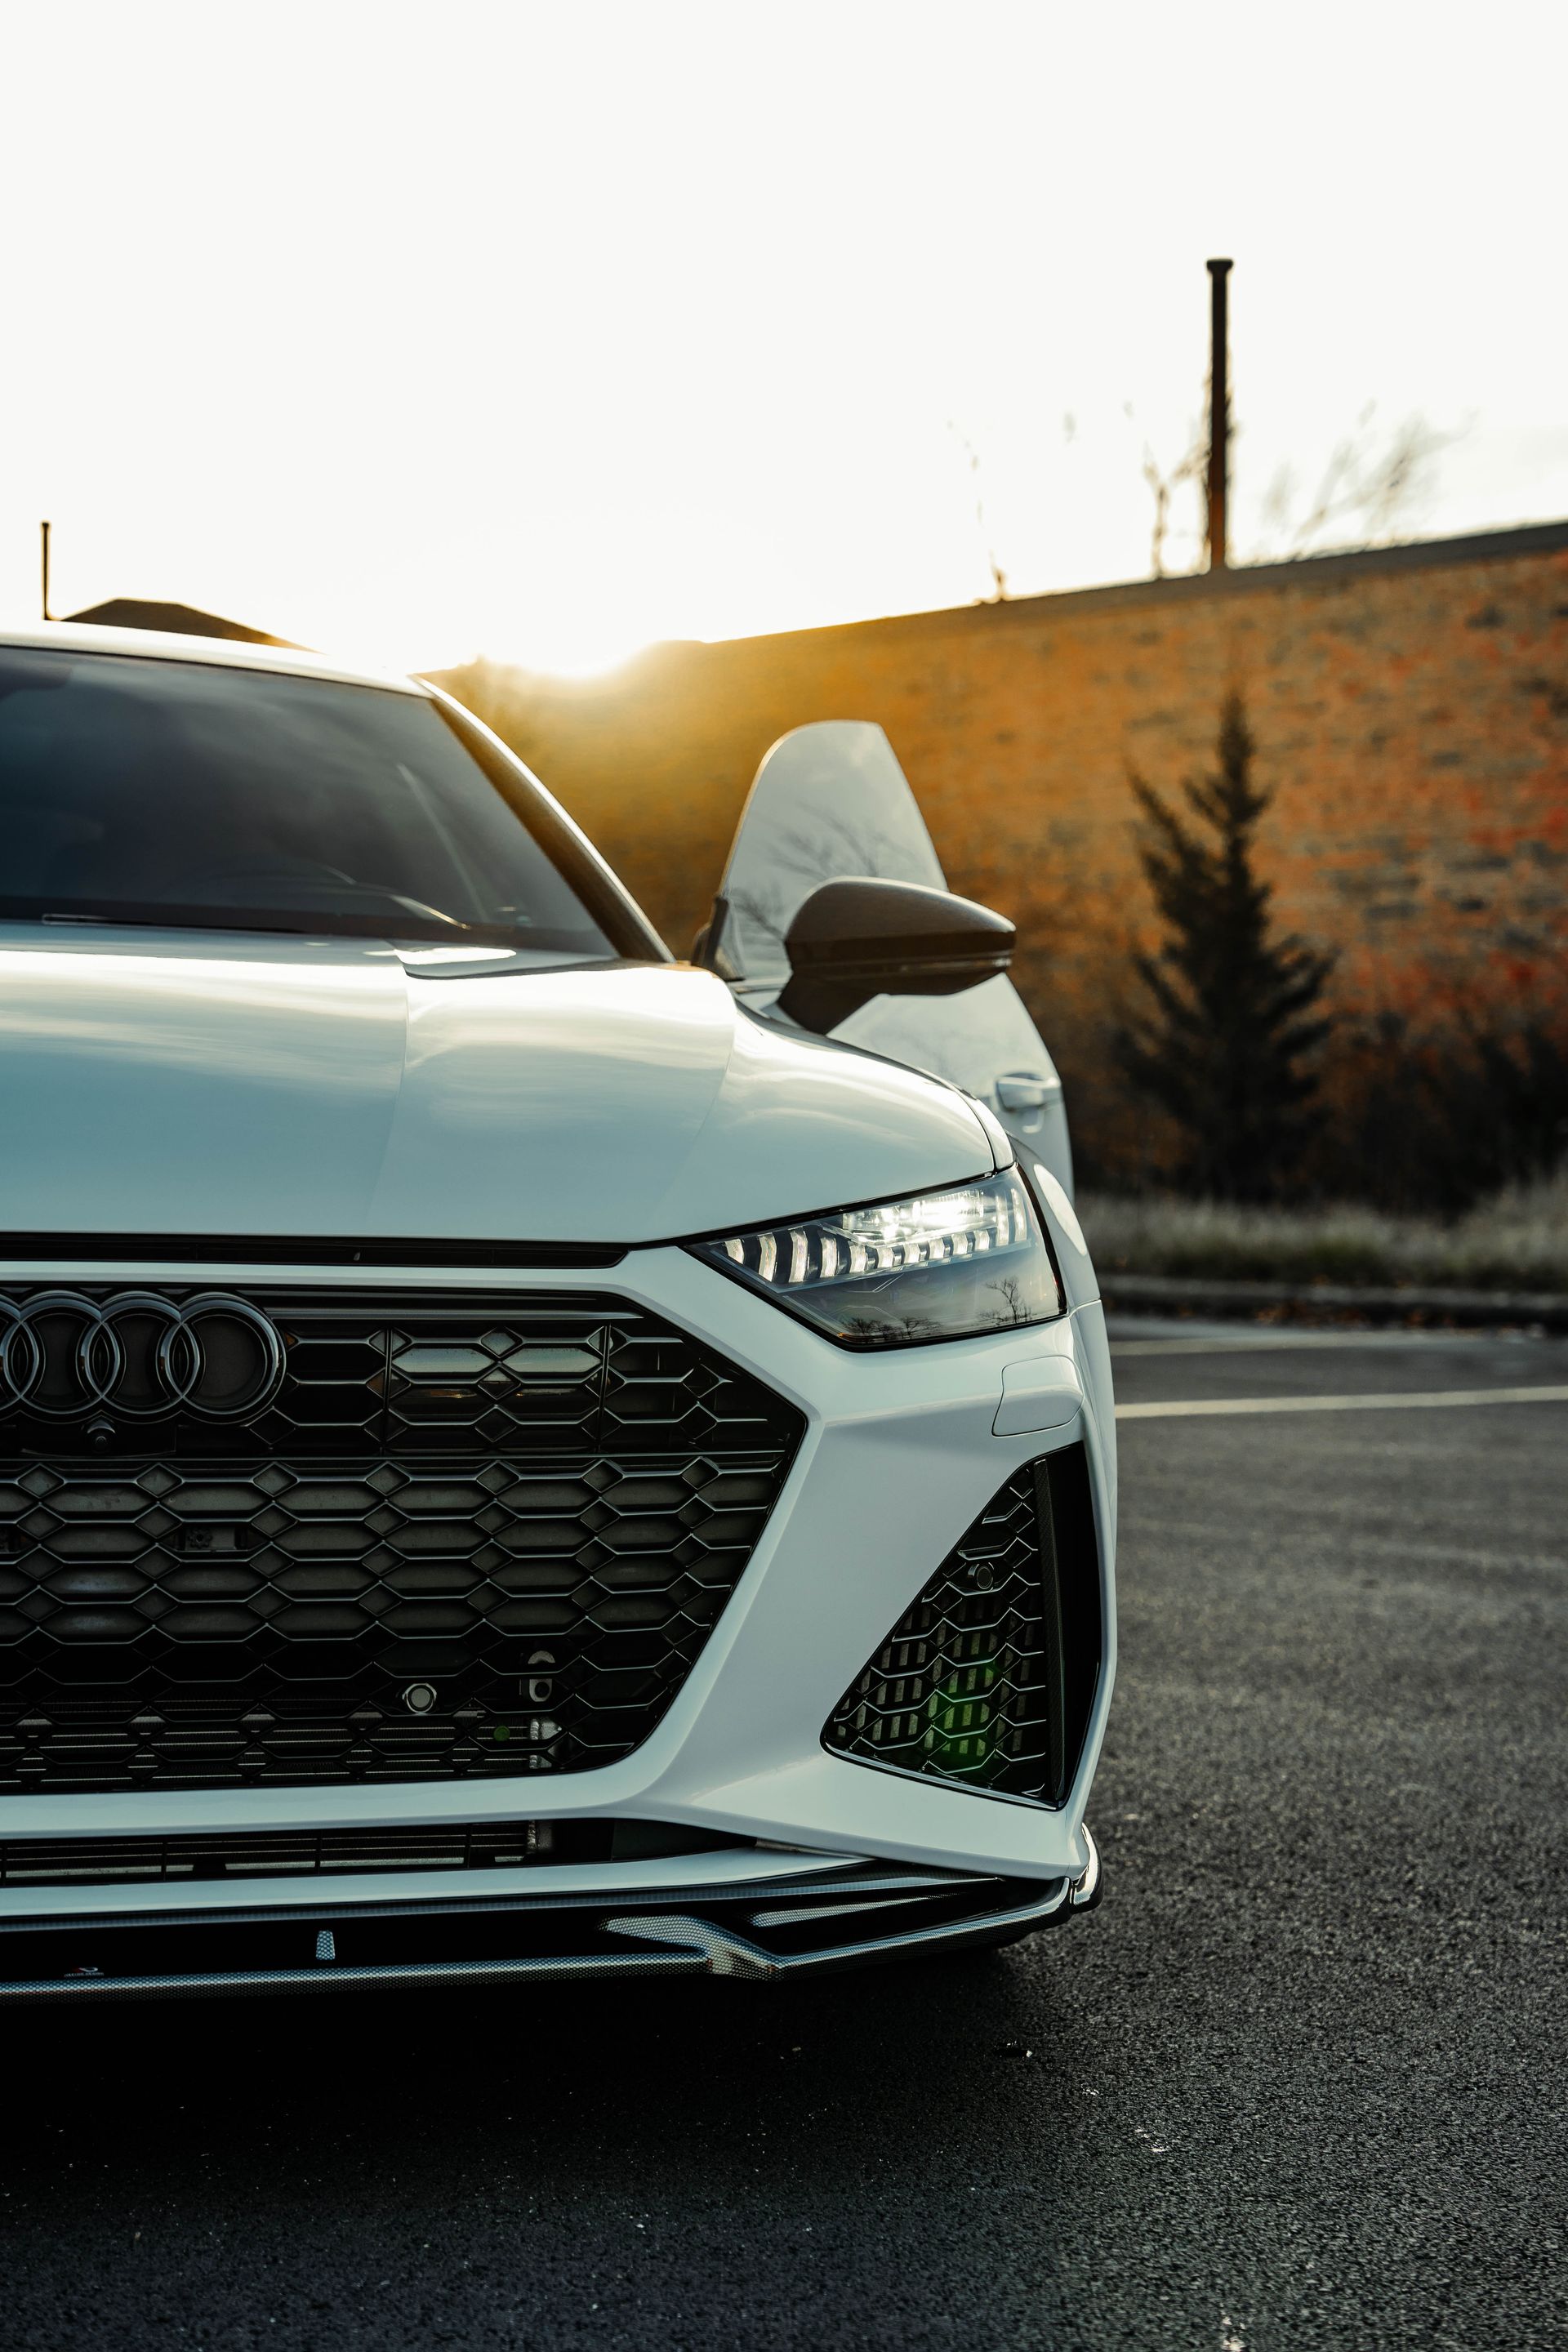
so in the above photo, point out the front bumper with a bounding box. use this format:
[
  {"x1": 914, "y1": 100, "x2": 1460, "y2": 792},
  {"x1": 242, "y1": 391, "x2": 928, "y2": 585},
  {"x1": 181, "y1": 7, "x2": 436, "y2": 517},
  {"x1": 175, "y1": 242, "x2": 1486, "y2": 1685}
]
[{"x1": 0, "y1": 1241, "x2": 1117, "y2": 1947}]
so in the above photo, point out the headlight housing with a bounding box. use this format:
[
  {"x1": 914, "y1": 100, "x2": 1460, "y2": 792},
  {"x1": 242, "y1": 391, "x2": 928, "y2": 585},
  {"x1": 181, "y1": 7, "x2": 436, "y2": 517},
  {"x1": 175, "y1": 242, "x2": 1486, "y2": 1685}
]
[{"x1": 688, "y1": 1169, "x2": 1063, "y2": 1349}]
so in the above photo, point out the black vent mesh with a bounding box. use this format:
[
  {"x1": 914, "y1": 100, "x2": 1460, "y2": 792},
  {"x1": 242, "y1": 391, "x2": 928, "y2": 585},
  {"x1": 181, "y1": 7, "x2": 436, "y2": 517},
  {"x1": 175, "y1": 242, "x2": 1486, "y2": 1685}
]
[
  {"x1": 823, "y1": 1443, "x2": 1101, "y2": 1805},
  {"x1": 0, "y1": 1289, "x2": 802, "y2": 1795}
]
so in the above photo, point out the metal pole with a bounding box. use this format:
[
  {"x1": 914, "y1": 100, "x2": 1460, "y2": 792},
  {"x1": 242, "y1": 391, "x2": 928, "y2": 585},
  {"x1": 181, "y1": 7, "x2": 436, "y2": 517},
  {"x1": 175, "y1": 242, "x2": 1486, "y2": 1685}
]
[
  {"x1": 40, "y1": 520, "x2": 51, "y2": 621},
  {"x1": 1205, "y1": 260, "x2": 1232, "y2": 572}
]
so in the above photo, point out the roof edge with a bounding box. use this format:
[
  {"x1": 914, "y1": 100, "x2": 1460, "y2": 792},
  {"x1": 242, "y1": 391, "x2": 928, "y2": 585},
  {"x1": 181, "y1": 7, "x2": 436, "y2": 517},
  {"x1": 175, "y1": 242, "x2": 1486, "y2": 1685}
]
[{"x1": 0, "y1": 621, "x2": 426, "y2": 695}]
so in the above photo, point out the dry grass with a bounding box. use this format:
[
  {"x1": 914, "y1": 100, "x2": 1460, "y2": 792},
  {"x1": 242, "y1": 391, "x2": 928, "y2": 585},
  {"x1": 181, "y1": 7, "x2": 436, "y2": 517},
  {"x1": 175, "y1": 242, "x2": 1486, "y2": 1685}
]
[{"x1": 1077, "y1": 1173, "x2": 1568, "y2": 1294}]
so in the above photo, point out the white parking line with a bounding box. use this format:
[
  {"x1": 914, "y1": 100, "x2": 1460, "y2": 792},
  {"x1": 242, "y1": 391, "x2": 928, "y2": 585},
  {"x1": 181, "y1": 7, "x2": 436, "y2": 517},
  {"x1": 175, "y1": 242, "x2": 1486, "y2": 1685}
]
[
  {"x1": 1111, "y1": 1332, "x2": 1495, "y2": 1358},
  {"x1": 1116, "y1": 1384, "x2": 1568, "y2": 1421}
]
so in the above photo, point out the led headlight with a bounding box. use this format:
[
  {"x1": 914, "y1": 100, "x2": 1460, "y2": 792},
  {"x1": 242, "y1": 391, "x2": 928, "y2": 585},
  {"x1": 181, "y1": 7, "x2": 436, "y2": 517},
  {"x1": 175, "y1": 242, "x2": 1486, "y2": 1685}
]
[{"x1": 689, "y1": 1169, "x2": 1062, "y2": 1349}]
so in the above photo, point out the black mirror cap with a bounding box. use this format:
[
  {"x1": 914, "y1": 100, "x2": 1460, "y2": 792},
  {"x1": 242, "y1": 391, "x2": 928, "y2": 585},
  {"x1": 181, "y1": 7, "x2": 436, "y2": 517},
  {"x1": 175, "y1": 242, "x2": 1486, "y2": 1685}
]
[{"x1": 777, "y1": 875, "x2": 1014, "y2": 1035}]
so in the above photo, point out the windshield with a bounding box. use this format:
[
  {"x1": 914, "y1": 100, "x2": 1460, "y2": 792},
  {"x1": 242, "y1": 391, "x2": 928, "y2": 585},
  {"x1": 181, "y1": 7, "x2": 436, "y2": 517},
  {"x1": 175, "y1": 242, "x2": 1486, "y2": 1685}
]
[{"x1": 0, "y1": 647, "x2": 626, "y2": 957}]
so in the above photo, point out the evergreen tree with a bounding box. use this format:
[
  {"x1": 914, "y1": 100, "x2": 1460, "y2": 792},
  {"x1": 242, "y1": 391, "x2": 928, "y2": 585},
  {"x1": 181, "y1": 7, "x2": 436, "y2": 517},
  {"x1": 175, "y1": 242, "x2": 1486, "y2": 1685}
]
[{"x1": 1116, "y1": 692, "x2": 1335, "y2": 1200}]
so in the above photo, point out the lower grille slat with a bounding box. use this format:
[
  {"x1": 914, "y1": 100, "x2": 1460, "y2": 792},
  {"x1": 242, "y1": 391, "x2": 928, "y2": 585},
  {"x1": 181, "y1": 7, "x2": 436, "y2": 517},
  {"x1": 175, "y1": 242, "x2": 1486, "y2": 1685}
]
[{"x1": 0, "y1": 1818, "x2": 630, "y2": 1885}]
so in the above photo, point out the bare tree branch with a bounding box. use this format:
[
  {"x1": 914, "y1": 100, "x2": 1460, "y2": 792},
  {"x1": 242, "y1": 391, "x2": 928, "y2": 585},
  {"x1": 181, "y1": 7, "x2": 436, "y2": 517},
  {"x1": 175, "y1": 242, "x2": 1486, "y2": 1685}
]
[{"x1": 1260, "y1": 408, "x2": 1464, "y2": 560}]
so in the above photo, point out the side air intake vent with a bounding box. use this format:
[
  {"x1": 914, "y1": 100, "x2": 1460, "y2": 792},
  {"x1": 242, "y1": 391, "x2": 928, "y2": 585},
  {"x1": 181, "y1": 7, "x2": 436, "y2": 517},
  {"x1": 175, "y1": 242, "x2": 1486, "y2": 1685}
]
[{"x1": 822, "y1": 1443, "x2": 1101, "y2": 1805}]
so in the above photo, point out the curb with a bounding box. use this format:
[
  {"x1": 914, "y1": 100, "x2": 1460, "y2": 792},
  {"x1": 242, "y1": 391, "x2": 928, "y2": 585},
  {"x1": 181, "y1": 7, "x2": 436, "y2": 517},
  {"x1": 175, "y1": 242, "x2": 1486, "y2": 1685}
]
[{"x1": 1098, "y1": 1271, "x2": 1568, "y2": 1333}]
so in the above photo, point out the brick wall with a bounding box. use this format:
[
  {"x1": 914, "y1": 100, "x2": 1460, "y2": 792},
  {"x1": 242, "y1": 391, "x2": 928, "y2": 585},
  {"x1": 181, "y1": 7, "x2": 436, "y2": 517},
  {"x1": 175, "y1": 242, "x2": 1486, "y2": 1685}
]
[{"x1": 438, "y1": 520, "x2": 1568, "y2": 1179}]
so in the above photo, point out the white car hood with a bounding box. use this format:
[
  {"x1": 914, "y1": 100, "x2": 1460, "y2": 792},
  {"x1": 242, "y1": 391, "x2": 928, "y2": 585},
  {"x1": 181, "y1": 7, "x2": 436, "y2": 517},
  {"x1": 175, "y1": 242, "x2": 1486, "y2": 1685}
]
[{"x1": 0, "y1": 931, "x2": 993, "y2": 1247}]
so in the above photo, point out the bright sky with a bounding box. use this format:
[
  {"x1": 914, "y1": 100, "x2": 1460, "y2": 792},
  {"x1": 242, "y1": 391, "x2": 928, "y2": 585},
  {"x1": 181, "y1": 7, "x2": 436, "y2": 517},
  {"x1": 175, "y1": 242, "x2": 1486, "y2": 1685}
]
[{"x1": 3, "y1": 1, "x2": 1565, "y2": 676}]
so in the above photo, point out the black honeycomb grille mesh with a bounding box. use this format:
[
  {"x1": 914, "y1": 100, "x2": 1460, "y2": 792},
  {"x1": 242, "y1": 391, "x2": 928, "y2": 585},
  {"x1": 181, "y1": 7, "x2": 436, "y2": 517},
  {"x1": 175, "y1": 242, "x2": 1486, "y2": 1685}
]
[
  {"x1": 823, "y1": 1446, "x2": 1100, "y2": 1806},
  {"x1": 0, "y1": 1290, "x2": 802, "y2": 1795}
]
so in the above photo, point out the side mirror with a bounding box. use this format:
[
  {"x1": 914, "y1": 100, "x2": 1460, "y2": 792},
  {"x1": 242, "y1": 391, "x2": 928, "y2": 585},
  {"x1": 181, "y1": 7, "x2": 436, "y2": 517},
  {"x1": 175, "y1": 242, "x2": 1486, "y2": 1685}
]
[{"x1": 777, "y1": 876, "x2": 1014, "y2": 1036}]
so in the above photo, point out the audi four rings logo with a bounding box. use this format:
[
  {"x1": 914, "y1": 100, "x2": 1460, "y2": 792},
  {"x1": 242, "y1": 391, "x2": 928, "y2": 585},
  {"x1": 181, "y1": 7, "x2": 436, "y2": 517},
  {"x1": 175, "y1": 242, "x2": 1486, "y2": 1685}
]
[{"x1": 0, "y1": 1293, "x2": 286, "y2": 1421}]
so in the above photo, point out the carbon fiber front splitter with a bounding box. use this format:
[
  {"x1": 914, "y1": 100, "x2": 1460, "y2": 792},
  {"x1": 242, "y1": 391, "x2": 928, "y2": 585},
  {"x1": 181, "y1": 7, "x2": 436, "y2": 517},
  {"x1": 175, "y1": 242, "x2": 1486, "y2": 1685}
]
[{"x1": 0, "y1": 1831, "x2": 1101, "y2": 2000}]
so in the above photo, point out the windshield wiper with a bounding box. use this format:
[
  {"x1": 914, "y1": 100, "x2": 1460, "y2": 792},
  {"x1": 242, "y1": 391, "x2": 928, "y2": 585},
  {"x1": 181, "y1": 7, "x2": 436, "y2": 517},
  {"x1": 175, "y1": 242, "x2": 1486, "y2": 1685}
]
[
  {"x1": 34, "y1": 908, "x2": 319, "y2": 935},
  {"x1": 0, "y1": 900, "x2": 603, "y2": 953},
  {"x1": 2, "y1": 900, "x2": 533, "y2": 947}
]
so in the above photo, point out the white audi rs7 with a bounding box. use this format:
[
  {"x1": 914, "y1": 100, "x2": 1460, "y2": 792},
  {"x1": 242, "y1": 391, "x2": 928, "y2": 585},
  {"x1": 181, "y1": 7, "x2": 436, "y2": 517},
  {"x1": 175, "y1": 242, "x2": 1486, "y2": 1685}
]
[{"x1": 0, "y1": 624, "x2": 1115, "y2": 1998}]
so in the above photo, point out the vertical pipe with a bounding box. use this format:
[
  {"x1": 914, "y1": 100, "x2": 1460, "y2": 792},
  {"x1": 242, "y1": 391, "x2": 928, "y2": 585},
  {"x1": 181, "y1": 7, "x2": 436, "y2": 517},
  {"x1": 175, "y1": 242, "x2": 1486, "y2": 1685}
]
[
  {"x1": 40, "y1": 520, "x2": 51, "y2": 621},
  {"x1": 1205, "y1": 259, "x2": 1232, "y2": 572}
]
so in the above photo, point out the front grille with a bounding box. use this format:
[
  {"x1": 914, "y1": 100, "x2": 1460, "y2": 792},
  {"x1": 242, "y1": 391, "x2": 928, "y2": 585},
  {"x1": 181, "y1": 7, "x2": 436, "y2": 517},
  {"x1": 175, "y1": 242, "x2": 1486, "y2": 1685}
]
[
  {"x1": 823, "y1": 1443, "x2": 1102, "y2": 1804},
  {"x1": 0, "y1": 1289, "x2": 803, "y2": 1795}
]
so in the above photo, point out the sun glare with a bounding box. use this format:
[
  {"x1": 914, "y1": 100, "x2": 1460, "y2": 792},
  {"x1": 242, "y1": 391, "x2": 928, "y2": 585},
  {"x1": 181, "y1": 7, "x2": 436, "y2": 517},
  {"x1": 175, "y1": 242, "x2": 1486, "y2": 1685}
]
[{"x1": 4, "y1": 11, "x2": 1565, "y2": 676}]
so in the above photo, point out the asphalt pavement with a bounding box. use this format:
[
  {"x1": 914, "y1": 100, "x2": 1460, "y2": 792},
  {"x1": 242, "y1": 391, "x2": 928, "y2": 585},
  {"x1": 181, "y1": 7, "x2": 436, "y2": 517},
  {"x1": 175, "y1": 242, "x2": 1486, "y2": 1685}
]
[{"x1": 5, "y1": 1321, "x2": 1564, "y2": 2351}]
